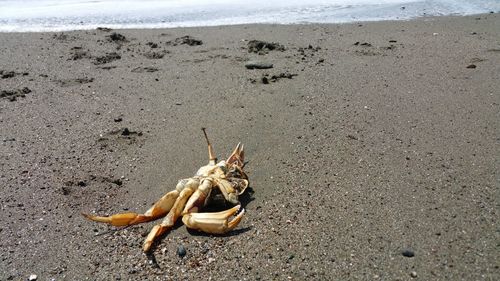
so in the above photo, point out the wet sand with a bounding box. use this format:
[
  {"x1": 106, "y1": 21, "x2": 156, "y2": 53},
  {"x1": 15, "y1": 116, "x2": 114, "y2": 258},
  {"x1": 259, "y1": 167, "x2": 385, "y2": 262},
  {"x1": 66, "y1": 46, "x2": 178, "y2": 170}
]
[{"x1": 0, "y1": 14, "x2": 499, "y2": 280}]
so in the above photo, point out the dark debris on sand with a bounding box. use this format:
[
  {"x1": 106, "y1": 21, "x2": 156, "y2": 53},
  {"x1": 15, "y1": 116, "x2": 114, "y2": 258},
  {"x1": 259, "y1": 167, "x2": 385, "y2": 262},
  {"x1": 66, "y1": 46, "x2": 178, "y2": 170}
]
[
  {"x1": 262, "y1": 72, "x2": 297, "y2": 84},
  {"x1": 107, "y1": 32, "x2": 127, "y2": 42},
  {"x1": 1, "y1": 87, "x2": 31, "y2": 101},
  {"x1": 131, "y1": 66, "x2": 159, "y2": 73},
  {"x1": 168, "y1": 36, "x2": 203, "y2": 46},
  {"x1": 56, "y1": 77, "x2": 94, "y2": 87},
  {"x1": 143, "y1": 50, "x2": 168, "y2": 59},
  {"x1": 1, "y1": 70, "x2": 28, "y2": 79},
  {"x1": 96, "y1": 127, "x2": 144, "y2": 150},
  {"x1": 248, "y1": 40, "x2": 285, "y2": 53},
  {"x1": 69, "y1": 47, "x2": 90, "y2": 61},
  {"x1": 96, "y1": 27, "x2": 112, "y2": 32},
  {"x1": 93, "y1": 52, "x2": 121, "y2": 65}
]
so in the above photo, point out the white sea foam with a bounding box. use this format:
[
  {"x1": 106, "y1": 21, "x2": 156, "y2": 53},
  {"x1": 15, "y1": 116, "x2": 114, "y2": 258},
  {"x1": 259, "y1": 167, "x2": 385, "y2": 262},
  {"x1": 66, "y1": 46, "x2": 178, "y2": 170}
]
[{"x1": 0, "y1": 0, "x2": 498, "y2": 32}]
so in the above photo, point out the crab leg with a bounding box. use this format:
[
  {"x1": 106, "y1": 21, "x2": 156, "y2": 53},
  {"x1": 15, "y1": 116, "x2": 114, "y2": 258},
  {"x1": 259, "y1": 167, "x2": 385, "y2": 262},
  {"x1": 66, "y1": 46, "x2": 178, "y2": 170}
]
[
  {"x1": 143, "y1": 183, "x2": 197, "y2": 252},
  {"x1": 214, "y1": 178, "x2": 239, "y2": 205},
  {"x1": 82, "y1": 189, "x2": 179, "y2": 226},
  {"x1": 183, "y1": 178, "x2": 213, "y2": 214},
  {"x1": 182, "y1": 205, "x2": 244, "y2": 234}
]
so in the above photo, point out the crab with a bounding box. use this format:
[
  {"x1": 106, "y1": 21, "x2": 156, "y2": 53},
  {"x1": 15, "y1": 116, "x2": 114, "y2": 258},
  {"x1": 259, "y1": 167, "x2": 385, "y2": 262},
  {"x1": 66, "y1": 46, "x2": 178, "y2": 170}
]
[{"x1": 82, "y1": 128, "x2": 248, "y2": 252}]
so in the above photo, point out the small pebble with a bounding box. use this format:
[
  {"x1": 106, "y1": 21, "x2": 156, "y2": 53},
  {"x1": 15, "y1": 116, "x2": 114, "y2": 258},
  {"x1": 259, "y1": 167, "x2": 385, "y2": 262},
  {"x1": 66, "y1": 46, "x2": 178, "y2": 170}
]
[
  {"x1": 402, "y1": 249, "x2": 415, "y2": 257},
  {"x1": 410, "y1": 271, "x2": 417, "y2": 278},
  {"x1": 177, "y1": 244, "x2": 186, "y2": 258},
  {"x1": 28, "y1": 274, "x2": 37, "y2": 281},
  {"x1": 245, "y1": 61, "x2": 273, "y2": 69},
  {"x1": 121, "y1": 128, "x2": 131, "y2": 136}
]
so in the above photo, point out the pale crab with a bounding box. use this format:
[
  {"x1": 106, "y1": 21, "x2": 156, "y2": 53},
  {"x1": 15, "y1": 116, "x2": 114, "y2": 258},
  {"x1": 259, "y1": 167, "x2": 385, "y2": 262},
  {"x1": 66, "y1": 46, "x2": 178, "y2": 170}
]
[{"x1": 82, "y1": 128, "x2": 248, "y2": 252}]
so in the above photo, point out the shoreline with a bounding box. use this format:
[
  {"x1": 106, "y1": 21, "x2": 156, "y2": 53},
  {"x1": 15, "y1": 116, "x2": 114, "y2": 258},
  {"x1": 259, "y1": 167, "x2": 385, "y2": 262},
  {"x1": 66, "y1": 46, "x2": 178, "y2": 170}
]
[
  {"x1": 0, "y1": 13, "x2": 498, "y2": 280},
  {"x1": 1, "y1": 11, "x2": 498, "y2": 33}
]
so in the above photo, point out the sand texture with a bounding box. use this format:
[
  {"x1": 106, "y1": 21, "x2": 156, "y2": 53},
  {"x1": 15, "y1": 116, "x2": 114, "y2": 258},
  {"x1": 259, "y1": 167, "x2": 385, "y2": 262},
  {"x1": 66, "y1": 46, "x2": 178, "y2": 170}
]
[{"x1": 0, "y1": 14, "x2": 499, "y2": 280}]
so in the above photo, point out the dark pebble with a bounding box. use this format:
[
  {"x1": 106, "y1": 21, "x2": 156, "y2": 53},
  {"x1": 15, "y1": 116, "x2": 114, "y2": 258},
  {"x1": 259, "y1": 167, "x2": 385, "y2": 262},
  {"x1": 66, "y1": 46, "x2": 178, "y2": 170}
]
[
  {"x1": 177, "y1": 244, "x2": 186, "y2": 257},
  {"x1": 245, "y1": 61, "x2": 273, "y2": 69},
  {"x1": 121, "y1": 128, "x2": 131, "y2": 136},
  {"x1": 402, "y1": 249, "x2": 415, "y2": 257},
  {"x1": 114, "y1": 117, "x2": 123, "y2": 122},
  {"x1": 112, "y1": 179, "x2": 123, "y2": 186},
  {"x1": 466, "y1": 64, "x2": 476, "y2": 69}
]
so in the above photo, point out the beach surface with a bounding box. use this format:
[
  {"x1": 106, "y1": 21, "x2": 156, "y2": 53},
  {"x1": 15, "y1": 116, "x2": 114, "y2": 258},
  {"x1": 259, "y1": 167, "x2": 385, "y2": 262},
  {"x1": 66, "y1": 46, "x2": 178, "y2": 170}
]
[{"x1": 0, "y1": 14, "x2": 499, "y2": 280}]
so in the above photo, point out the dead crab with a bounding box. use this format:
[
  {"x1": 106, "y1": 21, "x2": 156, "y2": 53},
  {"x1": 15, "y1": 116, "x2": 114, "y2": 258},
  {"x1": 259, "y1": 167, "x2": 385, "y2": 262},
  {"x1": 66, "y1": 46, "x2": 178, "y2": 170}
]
[{"x1": 82, "y1": 128, "x2": 248, "y2": 252}]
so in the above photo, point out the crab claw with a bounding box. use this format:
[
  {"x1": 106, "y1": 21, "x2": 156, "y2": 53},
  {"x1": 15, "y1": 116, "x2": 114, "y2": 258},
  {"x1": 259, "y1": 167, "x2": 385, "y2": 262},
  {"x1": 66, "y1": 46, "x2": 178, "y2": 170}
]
[
  {"x1": 182, "y1": 205, "x2": 244, "y2": 234},
  {"x1": 227, "y1": 143, "x2": 244, "y2": 167}
]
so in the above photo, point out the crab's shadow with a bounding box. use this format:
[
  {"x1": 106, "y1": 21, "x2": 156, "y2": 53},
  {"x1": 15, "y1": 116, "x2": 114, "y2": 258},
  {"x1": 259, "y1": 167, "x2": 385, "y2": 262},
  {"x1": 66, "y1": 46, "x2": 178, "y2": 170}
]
[{"x1": 186, "y1": 225, "x2": 252, "y2": 237}]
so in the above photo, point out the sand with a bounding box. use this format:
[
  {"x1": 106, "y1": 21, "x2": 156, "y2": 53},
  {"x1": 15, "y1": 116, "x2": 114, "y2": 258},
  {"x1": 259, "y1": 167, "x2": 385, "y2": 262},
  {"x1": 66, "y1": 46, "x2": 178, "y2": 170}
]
[{"x1": 0, "y1": 13, "x2": 499, "y2": 280}]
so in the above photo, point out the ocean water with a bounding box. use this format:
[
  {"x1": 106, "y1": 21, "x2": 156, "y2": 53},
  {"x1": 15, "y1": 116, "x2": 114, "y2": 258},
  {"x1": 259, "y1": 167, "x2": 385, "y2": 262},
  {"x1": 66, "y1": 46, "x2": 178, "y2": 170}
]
[{"x1": 0, "y1": 0, "x2": 498, "y2": 32}]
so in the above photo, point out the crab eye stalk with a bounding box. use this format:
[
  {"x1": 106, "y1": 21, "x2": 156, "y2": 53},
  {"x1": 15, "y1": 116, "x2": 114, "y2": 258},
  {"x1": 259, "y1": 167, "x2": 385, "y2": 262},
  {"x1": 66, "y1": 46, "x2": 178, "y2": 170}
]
[{"x1": 202, "y1": 128, "x2": 217, "y2": 164}]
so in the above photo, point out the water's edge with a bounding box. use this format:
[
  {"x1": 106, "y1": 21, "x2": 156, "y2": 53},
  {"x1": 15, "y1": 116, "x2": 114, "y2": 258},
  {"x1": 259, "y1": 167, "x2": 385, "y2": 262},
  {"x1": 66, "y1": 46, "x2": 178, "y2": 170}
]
[{"x1": 0, "y1": 0, "x2": 498, "y2": 32}]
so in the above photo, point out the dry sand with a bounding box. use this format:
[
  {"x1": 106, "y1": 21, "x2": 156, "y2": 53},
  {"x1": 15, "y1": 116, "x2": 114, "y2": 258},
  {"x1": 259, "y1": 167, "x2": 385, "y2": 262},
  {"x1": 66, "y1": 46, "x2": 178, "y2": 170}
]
[{"x1": 0, "y1": 13, "x2": 499, "y2": 280}]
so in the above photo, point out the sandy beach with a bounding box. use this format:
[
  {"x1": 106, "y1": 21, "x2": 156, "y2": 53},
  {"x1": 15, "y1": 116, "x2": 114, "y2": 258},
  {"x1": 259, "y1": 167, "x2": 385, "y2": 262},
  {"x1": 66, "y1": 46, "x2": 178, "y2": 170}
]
[{"x1": 0, "y1": 13, "x2": 499, "y2": 280}]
